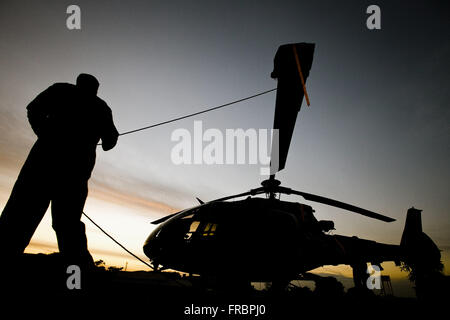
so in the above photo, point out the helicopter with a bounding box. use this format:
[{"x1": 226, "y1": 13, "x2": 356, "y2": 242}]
[{"x1": 143, "y1": 43, "x2": 441, "y2": 288}]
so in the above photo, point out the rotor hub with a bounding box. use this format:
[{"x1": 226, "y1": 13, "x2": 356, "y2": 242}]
[{"x1": 261, "y1": 177, "x2": 281, "y2": 199}]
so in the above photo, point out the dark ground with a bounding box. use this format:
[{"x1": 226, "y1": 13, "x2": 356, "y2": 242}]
[{"x1": 0, "y1": 253, "x2": 445, "y2": 318}]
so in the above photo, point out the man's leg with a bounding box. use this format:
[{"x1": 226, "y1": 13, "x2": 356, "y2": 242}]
[
  {"x1": 0, "y1": 149, "x2": 51, "y2": 256},
  {"x1": 51, "y1": 178, "x2": 93, "y2": 266}
]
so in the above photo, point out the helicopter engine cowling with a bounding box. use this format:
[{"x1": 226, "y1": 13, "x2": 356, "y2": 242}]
[{"x1": 318, "y1": 220, "x2": 335, "y2": 232}]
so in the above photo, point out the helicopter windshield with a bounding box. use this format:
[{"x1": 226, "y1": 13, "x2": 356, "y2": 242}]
[
  {"x1": 184, "y1": 220, "x2": 200, "y2": 240},
  {"x1": 184, "y1": 221, "x2": 218, "y2": 239}
]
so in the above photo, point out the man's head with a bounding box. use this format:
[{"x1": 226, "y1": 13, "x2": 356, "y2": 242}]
[{"x1": 76, "y1": 73, "x2": 100, "y2": 96}]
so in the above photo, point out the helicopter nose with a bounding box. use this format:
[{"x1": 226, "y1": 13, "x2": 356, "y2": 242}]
[{"x1": 143, "y1": 229, "x2": 161, "y2": 259}]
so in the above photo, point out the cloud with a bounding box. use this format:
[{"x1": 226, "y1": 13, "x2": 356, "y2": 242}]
[{"x1": 88, "y1": 178, "x2": 180, "y2": 218}]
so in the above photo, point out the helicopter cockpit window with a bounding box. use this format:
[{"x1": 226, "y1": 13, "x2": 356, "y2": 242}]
[
  {"x1": 184, "y1": 221, "x2": 200, "y2": 240},
  {"x1": 202, "y1": 223, "x2": 217, "y2": 237}
]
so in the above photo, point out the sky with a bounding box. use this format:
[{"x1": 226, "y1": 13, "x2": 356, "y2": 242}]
[{"x1": 0, "y1": 0, "x2": 449, "y2": 296}]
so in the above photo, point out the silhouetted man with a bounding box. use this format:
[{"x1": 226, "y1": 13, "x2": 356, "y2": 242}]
[{"x1": 0, "y1": 74, "x2": 118, "y2": 266}]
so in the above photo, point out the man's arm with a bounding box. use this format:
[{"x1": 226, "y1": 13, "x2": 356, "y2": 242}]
[
  {"x1": 100, "y1": 106, "x2": 119, "y2": 151},
  {"x1": 26, "y1": 85, "x2": 54, "y2": 137}
]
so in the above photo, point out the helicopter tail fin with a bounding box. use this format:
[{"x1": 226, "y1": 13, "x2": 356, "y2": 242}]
[{"x1": 400, "y1": 207, "x2": 441, "y2": 268}]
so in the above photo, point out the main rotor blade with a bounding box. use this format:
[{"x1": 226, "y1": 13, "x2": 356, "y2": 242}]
[
  {"x1": 210, "y1": 188, "x2": 265, "y2": 203},
  {"x1": 152, "y1": 190, "x2": 263, "y2": 224},
  {"x1": 270, "y1": 43, "x2": 315, "y2": 173},
  {"x1": 151, "y1": 212, "x2": 179, "y2": 225},
  {"x1": 289, "y1": 189, "x2": 395, "y2": 222}
]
